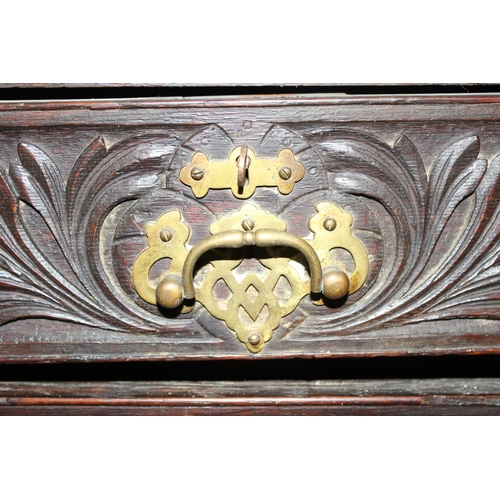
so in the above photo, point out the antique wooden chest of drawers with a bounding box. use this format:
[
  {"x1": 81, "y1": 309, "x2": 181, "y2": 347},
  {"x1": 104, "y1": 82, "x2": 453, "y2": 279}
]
[{"x1": 1, "y1": 90, "x2": 500, "y2": 414}]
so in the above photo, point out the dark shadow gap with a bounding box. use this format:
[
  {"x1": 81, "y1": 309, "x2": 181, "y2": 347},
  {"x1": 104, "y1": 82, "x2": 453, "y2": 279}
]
[
  {"x1": 0, "y1": 84, "x2": 499, "y2": 100},
  {"x1": 0, "y1": 355, "x2": 499, "y2": 382}
]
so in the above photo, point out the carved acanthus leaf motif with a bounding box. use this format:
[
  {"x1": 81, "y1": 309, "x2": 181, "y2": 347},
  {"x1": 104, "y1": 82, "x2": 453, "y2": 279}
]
[
  {"x1": 0, "y1": 125, "x2": 499, "y2": 346},
  {"x1": 301, "y1": 130, "x2": 500, "y2": 334},
  {"x1": 0, "y1": 135, "x2": 190, "y2": 332}
]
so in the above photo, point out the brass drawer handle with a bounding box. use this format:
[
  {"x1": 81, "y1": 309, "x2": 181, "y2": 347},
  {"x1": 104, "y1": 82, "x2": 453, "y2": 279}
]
[
  {"x1": 133, "y1": 203, "x2": 368, "y2": 352},
  {"x1": 156, "y1": 229, "x2": 331, "y2": 309}
]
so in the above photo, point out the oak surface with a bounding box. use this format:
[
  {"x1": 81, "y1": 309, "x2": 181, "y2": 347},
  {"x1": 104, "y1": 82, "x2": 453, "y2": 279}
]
[
  {"x1": 1, "y1": 379, "x2": 499, "y2": 415},
  {"x1": 0, "y1": 93, "x2": 499, "y2": 363}
]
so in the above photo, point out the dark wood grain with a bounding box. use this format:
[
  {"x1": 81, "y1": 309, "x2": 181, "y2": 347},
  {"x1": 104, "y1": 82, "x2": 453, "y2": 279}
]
[
  {"x1": 0, "y1": 94, "x2": 500, "y2": 363},
  {"x1": 1, "y1": 379, "x2": 499, "y2": 415}
]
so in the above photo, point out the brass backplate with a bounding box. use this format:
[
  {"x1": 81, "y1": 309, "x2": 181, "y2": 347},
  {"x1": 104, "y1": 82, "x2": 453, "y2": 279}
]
[{"x1": 132, "y1": 203, "x2": 369, "y2": 353}]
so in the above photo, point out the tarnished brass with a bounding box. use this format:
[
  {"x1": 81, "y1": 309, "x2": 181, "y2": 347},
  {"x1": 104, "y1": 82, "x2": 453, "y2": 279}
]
[
  {"x1": 322, "y1": 268, "x2": 350, "y2": 300},
  {"x1": 181, "y1": 228, "x2": 323, "y2": 301},
  {"x1": 131, "y1": 210, "x2": 193, "y2": 313},
  {"x1": 132, "y1": 203, "x2": 370, "y2": 353},
  {"x1": 247, "y1": 333, "x2": 262, "y2": 346},
  {"x1": 179, "y1": 146, "x2": 305, "y2": 199},
  {"x1": 308, "y1": 202, "x2": 369, "y2": 303},
  {"x1": 156, "y1": 275, "x2": 184, "y2": 309},
  {"x1": 278, "y1": 167, "x2": 292, "y2": 180},
  {"x1": 159, "y1": 228, "x2": 173, "y2": 242},
  {"x1": 241, "y1": 218, "x2": 255, "y2": 231},
  {"x1": 190, "y1": 168, "x2": 205, "y2": 181},
  {"x1": 323, "y1": 218, "x2": 337, "y2": 231}
]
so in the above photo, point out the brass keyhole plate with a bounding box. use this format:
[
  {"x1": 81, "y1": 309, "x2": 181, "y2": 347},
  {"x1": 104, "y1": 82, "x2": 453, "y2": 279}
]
[{"x1": 179, "y1": 146, "x2": 306, "y2": 199}]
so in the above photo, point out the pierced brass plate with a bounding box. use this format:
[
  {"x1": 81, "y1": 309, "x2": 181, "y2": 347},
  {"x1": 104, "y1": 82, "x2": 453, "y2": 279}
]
[
  {"x1": 132, "y1": 203, "x2": 369, "y2": 353},
  {"x1": 179, "y1": 146, "x2": 306, "y2": 199}
]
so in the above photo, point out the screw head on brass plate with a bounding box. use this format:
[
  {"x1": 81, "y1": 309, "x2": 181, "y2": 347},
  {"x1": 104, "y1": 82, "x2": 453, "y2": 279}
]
[
  {"x1": 190, "y1": 168, "x2": 205, "y2": 181},
  {"x1": 241, "y1": 218, "x2": 255, "y2": 231},
  {"x1": 247, "y1": 333, "x2": 262, "y2": 346},
  {"x1": 279, "y1": 167, "x2": 292, "y2": 180},
  {"x1": 159, "y1": 228, "x2": 173, "y2": 242},
  {"x1": 323, "y1": 218, "x2": 337, "y2": 231}
]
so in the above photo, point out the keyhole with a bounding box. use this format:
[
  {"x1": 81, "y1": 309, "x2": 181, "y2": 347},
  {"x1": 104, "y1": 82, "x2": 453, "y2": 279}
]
[{"x1": 236, "y1": 146, "x2": 251, "y2": 193}]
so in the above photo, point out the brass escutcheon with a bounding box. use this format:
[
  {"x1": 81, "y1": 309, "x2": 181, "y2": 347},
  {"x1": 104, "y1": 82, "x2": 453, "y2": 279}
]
[
  {"x1": 132, "y1": 204, "x2": 369, "y2": 352},
  {"x1": 179, "y1": 146, "x2": 306, "y2": 199}
]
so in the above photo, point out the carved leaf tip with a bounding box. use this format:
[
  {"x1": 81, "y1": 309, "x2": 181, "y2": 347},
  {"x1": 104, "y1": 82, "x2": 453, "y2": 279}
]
[
  {"x1": 17, "y1": 141, "x2": 33, "y2": 159},
  {"x1": 428, "y1": 136, "x2": 482, "y2": 210},
  {"x1": 17, "y1": 142, "x2": 57, "y2": 172},
  {"x1": 393, "y1": 134, "x2": 428, "y2": 196},
  {"x1": 90, "y1": 136, "x2": 107, "y2": 151}
]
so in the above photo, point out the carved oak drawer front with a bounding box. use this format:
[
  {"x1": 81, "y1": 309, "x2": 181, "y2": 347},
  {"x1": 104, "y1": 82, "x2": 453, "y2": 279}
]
[{"x1": 1, "y1": 94, "x2": 500, "y2": 362}]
